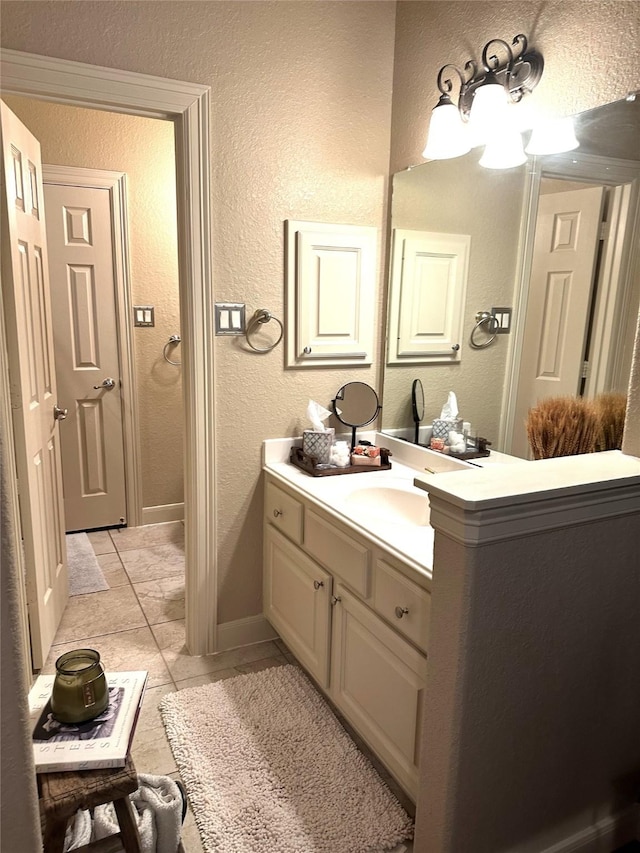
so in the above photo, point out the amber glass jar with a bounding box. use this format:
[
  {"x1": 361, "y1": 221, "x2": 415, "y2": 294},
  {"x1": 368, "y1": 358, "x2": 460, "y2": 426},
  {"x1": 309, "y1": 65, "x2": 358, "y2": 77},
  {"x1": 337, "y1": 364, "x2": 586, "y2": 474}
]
[{"x1": 51, "y1": 648, "x2": 109, "y2": 723}]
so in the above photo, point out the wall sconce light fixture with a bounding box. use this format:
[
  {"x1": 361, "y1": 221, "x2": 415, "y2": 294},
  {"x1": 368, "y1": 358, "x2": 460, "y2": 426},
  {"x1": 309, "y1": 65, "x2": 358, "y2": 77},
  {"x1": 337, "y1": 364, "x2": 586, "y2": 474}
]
[{"x1": 422, "y1": 35, "x2": 578, "y2": 168}]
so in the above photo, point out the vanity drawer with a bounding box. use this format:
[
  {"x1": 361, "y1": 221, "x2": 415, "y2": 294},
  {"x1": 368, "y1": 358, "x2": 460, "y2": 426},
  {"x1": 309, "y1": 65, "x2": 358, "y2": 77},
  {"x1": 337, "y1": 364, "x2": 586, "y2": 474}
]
[
  {"x1": 304, "y1": 509, "x2": 370, "y2": 598},
  {"x1": 265, "y1": 481, "x2": 303, "y2": 544},
  {"x1": 373, "y1": 559, "x2": 431, "y2": 652}
]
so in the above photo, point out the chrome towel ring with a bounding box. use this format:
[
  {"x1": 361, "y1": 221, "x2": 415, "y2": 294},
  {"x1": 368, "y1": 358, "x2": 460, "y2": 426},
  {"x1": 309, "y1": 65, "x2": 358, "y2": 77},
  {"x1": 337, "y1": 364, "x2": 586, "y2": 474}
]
[
  {"x1": 469, "y1": 312, "x2": 499, "y2": 350},
  {"x1": 245, "y1": 309, "x2": 284, "y2": 353},
  {"x1": 163, "y1": 334, "x2": 182, "y2": 365}
]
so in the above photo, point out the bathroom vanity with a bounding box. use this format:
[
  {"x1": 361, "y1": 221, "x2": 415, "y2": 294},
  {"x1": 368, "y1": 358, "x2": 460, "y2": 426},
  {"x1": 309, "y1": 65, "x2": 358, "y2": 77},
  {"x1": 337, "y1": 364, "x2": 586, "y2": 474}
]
[{"x1": 262, "y1": 434, "x2": 471, "y2": 799}]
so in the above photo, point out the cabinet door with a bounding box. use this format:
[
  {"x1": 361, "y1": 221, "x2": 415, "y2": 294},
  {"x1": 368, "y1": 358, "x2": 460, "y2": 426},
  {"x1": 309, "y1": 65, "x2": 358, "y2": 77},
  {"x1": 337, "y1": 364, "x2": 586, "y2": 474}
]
[
  {"x1": 264, "y1": 525, "x2": 332, "y2": 687},
  {"x1": 330, "y1": 584, "x2": 427, "y2": 799}
]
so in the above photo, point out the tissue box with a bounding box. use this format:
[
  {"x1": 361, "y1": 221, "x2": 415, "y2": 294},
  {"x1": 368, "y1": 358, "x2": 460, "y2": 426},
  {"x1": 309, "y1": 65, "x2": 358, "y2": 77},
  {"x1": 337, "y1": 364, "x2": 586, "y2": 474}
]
[
  {"x1": 302, "y1": 429, "x2": 334, "y2": 464},
  {"x1": 431, "y1": 418, "x2": 463, "y2": 440}
]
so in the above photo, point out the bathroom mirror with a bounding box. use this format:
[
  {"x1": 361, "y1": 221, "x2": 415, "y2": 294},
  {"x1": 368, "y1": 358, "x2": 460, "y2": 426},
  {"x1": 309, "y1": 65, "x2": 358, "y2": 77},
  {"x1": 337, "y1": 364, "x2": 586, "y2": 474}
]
[
  {"x1": 382, "y1": 96, "x2": 640, "y2": 457},
  {"x1": 332, "y1": 381, "x2": 381, "y2": 449},
  {"x1": 411, "y1": 379, "x2": 424, "y2": 444}
]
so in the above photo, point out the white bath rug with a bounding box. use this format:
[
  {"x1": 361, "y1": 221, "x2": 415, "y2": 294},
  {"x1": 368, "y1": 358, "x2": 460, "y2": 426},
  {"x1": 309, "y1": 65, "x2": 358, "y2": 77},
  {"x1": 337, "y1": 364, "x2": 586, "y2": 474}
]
[
  {"x1": 160, "y1": 664, "x2": 414, "y2": 853},
  {"x1": 66, "y1": 532, "x2": 109, "y2": 596}
]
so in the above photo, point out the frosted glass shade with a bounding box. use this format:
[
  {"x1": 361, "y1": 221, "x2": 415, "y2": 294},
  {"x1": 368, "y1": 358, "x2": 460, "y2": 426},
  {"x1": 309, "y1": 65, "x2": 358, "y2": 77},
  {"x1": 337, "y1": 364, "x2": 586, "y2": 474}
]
[
  {"x1": 479, "y1": 128, "x2": 527, "y2": 169},
  {"x1": 525, "y1": 116, "x2": 579, "y2": 155},
  {"x1": 422, "y1": 100, "x2": 471, "y2": 160},
  {"x1": 469, "y1": 80, "x2": 509, "y2": 146}
]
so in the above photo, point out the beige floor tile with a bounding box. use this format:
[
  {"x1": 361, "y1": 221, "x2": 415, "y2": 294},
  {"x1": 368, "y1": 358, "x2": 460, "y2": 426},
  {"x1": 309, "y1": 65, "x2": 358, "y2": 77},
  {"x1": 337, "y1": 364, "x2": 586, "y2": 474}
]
[
  {"x1": 152, "y1": 621, "x2": 282, "y2": 682},
  {"x1": 133, "y1": 575, "x2": 185, "y2": 625},
  {"x1": 179, "y1": 809, "x2": 205, "y2": 853},
  {"x1": 174, "y1": 668, "x2": 241, "y2": 690},
  {"x1": 42, "y1": 626, "x2": 173, "y2": 689},
  {"x1": 97, "y1": 553, "x2": 129, "y2": 588},
  {"x1": 130, "y1": 724, "x2": 177, "y2": 776},
  {"x1": 273, "y1": 636, "x2": 289, "y2": 655},
  {"x1": 120, "y1": 543, "x2": 185, "y2": 584},
  {"x1": 234, "y1": 656, "x2": 287, "y2": 675},
  {"x1": 111, "y1": 521, "x2": 184, "y2": 553},
  {"x1": 86, "y1": 529, "x2": 116, "y2": 555},
  {"x1": 53, "y1": 586, "x2": 146, "y2": 644},
  {"x1": 137, "y1": 683, "x2": 176, "y2": 733}
]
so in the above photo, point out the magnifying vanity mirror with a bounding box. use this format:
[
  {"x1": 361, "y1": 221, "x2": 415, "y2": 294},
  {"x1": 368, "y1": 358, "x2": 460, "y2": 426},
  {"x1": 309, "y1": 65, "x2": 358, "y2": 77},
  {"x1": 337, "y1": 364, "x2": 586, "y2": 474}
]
[
  {"x1": 381, "y1": 95, "x2": 640, "y2": 458},
  {"x1": 332, "y1": 381, "x2": 381, "y2": 449}
]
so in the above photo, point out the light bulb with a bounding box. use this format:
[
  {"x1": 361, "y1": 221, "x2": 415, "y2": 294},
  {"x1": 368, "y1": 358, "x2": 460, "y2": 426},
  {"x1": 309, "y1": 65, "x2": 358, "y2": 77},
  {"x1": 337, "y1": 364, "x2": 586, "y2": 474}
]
[{"x1": 422, "y1": 94, "x2": 471, "y2": 160}]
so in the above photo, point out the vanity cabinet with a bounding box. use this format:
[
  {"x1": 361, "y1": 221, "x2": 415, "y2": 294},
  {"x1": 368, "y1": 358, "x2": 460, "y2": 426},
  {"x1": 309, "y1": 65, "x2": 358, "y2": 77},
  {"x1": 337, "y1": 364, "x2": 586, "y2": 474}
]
[{"x1": 263, "y1": 474, "x2": 429, "y2": 800}]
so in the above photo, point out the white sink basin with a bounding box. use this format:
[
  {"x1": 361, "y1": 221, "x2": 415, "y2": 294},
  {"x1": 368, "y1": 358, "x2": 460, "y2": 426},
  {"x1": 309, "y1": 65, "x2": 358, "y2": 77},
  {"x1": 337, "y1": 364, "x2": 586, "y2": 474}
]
[{"x1": 343, "y1": 484, "x2": 430, "y2": 527}]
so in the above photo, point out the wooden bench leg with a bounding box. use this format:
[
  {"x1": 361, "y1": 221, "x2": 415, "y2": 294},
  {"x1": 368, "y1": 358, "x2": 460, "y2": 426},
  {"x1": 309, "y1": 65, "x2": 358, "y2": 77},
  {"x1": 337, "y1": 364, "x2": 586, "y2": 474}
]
[
  {"x1": 43, "y1": 817, "x2": 69, "y2": 853},
  {"x1": 113, "y1": 795, "x2": 142, "y2": 853}
]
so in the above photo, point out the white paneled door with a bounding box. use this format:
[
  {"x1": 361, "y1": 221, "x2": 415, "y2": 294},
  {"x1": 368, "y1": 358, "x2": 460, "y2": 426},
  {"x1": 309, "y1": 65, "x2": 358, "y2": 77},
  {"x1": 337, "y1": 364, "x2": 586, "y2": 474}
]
[
  {"x1": 511, "y1": 186, "x2": 605, "y2": 458},
  {"x1": 44, "y1": 180, "x2": 127, "y2": 532},
  {"x1": 1, "y1": 101, "x2": 68, "y2": 668}
]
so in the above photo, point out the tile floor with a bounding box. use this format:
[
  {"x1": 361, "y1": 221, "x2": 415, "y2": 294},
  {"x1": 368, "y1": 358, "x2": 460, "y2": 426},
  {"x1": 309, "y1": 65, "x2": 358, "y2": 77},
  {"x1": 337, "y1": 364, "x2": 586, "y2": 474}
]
[{"x1": 44, "y1": 521, "x2": 414, "y2": 853}]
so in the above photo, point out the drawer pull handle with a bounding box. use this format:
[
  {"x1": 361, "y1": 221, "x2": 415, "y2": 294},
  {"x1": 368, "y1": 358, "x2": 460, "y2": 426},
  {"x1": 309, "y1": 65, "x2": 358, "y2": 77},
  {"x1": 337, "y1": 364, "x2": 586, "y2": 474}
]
[
  {"x1": 330, "y1": 595, "x2": 342, "y2": 606},
  {"x1": 273, "y1": 509, "x2": 283, "y2": 518},
  {"x1": 395, "y1": 606, "x2": 409, "y2": 619},
  {"x1": 313, "y1": 580, "x2": 324, "y2": 590}
]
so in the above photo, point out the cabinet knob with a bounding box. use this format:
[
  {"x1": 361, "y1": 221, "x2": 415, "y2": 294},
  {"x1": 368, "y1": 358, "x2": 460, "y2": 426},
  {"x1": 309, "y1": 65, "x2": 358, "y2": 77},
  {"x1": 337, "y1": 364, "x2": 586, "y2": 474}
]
[
  {"x1": 273, "y1": 509, "x2": 283, "y2": 518},
  {"x1": 303, "y1": 346, "x2": 312, "y2": 354},
  {"x1": 395, "y1": 606, "x2": 409, "y2": 619},
  {"x1": 313, "y1": 580, "x2": 324, "y2": 590},
  {"x1": 330, "y1": 595, "x2": 341, "y2": 606}
]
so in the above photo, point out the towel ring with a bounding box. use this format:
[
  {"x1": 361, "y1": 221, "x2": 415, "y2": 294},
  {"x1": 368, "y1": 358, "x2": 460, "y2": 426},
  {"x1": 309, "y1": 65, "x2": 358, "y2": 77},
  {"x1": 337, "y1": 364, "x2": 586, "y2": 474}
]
[
  {"x1": 469, "y1": 312, "x2": 499, "y2": 350},
  {"x1": 163, "y1": 334, "x2": 182, "y2": 365},
  {"x1": 245, "y1": 309, "x2": 284, "y2": 353}
]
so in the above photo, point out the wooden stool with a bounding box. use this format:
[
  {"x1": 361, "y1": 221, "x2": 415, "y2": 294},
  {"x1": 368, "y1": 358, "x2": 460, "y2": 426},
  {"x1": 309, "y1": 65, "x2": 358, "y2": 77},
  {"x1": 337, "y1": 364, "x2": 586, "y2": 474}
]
[{"x1": 40, "y1": 754, "x2": 142, "y2": 853}]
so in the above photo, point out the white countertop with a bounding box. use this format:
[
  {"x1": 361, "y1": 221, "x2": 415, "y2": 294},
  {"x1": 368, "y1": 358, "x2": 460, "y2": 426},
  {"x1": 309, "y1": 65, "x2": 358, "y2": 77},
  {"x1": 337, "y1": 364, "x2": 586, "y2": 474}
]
[
  {"x1": 263, "y1": 435, "x2": 436, "y2": 581},
  {"x1": 413, "y1": 449, "x2": 640, "y2": 510}
]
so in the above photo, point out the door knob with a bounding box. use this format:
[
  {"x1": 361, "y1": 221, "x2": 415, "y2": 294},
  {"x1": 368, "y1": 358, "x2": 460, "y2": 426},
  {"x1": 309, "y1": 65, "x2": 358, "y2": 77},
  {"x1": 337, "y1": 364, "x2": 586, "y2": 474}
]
[
  {"x1": 53, "y1": 404, "x2": 68, "y2": 421},
  {"x1": 93, "y1": 377, "x2": 116, "y2": 390}
]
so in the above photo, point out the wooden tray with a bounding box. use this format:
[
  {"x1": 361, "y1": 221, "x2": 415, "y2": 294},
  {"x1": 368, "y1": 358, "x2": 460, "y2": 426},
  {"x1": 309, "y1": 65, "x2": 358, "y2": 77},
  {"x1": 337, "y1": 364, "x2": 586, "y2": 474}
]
[{"x1": 289, "y1": 446, "x2": 392, "y2": 477}]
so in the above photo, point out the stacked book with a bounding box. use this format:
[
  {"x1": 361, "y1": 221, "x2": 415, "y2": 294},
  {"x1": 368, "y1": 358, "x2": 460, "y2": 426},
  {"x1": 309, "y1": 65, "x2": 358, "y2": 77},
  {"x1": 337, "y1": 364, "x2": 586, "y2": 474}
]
[{"x1": 28, "y1": 670, "x2": 148, "y2": 773}]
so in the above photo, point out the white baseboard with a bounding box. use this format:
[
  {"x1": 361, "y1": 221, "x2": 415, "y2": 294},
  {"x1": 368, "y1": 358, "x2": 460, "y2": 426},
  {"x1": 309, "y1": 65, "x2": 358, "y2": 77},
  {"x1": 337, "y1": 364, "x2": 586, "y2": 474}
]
[
  {"x1": 539, "y1": 805, "x2": 638, "y2": 853},
  {"x1": 141, "y1": 502, "x2": 184, "y2": 525},
  {"x1": 217, "y1": 614, "x2": 278, "y2": 652}
]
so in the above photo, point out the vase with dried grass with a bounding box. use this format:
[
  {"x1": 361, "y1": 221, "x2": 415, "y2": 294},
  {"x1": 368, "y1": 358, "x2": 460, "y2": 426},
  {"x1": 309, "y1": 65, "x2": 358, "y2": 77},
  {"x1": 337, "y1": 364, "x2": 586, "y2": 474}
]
[{"x1": 526, "y1": 393, "x2": 627, "y2": 459}]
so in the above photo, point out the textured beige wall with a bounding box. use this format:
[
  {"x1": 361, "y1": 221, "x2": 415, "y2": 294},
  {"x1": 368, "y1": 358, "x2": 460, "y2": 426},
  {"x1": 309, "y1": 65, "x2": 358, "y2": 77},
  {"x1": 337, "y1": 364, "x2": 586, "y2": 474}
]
[
  {"x1": 2, "y1": 96, "x2": 183, "y2": 512},
  {"x1": 384, "y1": 157, "x2": 525, "y2": 448},
  {"x1": 390, "y1": 1, "x2": 640, "y2": 456},
  {"x1": 0, "y1": 0, "x2": 396, "y2": 622}
]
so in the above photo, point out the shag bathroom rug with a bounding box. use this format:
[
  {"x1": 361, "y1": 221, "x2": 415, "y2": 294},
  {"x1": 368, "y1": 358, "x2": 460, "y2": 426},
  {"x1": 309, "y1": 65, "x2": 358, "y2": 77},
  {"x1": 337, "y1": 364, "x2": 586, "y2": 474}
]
[
  {"x1": 159, "y1": 664, "x2": 414, "y2": 853},
  {"x1": 66, "y1": 532, "x2": 109, "y2": 596}
]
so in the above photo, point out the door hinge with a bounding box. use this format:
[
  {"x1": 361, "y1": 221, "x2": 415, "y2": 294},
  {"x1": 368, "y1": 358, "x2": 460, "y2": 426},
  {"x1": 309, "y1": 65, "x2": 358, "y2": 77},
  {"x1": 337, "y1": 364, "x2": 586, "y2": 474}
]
[{"x1": 582, "y1": 361, "x2": 590, "y2": 379}]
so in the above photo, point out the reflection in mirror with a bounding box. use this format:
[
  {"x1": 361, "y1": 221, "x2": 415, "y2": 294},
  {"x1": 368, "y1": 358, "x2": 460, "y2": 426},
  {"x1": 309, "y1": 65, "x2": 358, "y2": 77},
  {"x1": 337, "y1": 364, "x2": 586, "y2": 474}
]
[
  {"x1": 332, "y1": 381, "x2": 381, "y2": 449},
  {"x1": 382, "y1": 96, "x2": 640, "y2": 458},
  {"x1": 411, "y1": 379, "x2": 424, "y2": 444}
]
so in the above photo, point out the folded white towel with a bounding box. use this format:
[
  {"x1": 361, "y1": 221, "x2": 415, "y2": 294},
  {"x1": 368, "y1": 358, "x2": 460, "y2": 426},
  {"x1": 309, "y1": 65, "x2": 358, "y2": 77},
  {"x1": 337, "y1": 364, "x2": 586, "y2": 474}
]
[{"x1": 64, "y1": 773, "x2": 183, "y2": 853}]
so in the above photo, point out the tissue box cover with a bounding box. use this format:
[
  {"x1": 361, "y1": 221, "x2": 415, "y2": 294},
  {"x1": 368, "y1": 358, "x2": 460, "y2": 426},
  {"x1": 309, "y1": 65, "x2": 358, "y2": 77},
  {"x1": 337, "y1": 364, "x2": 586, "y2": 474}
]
[
  {"x1": 432, "y1": 418, "x2": 463, "y2": 439},
  {"x1": 302, "y1": 429, "x2": 334, "y2": 464}
]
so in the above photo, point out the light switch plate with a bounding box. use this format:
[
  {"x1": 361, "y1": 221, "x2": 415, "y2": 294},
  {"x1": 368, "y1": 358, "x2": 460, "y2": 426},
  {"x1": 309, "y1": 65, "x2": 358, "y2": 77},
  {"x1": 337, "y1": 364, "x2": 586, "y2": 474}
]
[
  {"x1": 215, "y1": 303, "x2": 245, "y2": 335},
  {"x1": 491, "y1": 306, "x2": 512, "y2": 334},
  {"x1": 133, "y1": 306, "x2": 155, "y2": 327}
]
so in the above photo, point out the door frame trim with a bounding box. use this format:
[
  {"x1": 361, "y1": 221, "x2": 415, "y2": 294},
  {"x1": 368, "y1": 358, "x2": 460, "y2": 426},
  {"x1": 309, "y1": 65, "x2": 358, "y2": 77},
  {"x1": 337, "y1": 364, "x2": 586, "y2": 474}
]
[
  {"x1": 43, "y1": 165, "x2": 143, "y2": 529},
  {"x1": 1, "y1": 48, "x2": 218, "y2": 655}
]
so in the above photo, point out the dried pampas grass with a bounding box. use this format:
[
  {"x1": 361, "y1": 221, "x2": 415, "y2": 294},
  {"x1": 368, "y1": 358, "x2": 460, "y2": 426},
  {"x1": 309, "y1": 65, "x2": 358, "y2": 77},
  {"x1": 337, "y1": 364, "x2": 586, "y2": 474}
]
[{"x1": 526, "y1": 393, "x2": 627, "y2": 459}]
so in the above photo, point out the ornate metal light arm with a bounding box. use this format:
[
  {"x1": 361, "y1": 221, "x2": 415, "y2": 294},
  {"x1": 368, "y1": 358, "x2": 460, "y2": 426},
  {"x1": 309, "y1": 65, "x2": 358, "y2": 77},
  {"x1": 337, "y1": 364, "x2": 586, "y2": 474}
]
[{"x1": 439, "y1": 33, "x2": 544, "y2": 119}]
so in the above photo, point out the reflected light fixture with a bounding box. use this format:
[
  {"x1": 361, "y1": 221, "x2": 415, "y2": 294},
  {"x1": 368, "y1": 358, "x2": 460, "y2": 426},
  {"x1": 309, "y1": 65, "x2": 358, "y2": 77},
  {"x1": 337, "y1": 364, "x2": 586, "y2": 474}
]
[
  {"x1": 423, "y1": 34, "x2": 546, "y2": 167},
  {"x1": 525, "y1": 116, "x2": 579, "y2": 155}
]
